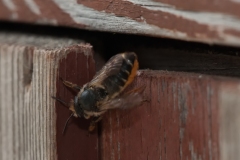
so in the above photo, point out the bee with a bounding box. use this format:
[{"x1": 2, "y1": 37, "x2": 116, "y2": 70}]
[{"x1": 53, "y1": 52, "x2": 143, "y2": 132}]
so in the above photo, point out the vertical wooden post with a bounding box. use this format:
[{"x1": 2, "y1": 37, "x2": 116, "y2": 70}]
[
  {"x1": 219, "y1": 84, "x2": 240, "y2": 159},
  {"x1": 55, "y1": 45, "x2": 98, "y2": 160},
  {"x1": 0, "y1": 44, "x2": 58, "y2": 160},
  {"x1": 0, "y1": 37, "x2": 98, "y2": 160}
]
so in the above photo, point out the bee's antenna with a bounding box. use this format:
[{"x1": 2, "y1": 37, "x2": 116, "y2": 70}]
[
  {"x1": 62, "y1": 113, "x2": 74, "y2": 135},
  {"x1": 51, "y1": 96, "x2": 69, "y2": 109}
]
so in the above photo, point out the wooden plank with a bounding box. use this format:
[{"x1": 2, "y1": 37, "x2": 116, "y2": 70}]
[
  {"x1": 0, "y1": 34, "x2": 98, "y2": 160},
  {"x1": 2, "y1": 23, "x2": 240, "y2": 78},
  {"x1": 1, "y1": 0, "x2": 240, "y2": 46},
  {"x1": 219, "y1": 83, "x2": 240, "y2": 159},
  {"x1": 100, "y1": 70, "x2": 240, "y2": 160},
  {"x1": 0, "y1": 43, "x2": 59, "y2": 160},
  {"x1": 56, "y1": 44, "x2": 98, "y2": 160}
]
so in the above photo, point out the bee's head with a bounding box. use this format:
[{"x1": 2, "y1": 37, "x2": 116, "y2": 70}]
[{"x1": 74, "y1": 89, "x2": 96, "y2": 116}]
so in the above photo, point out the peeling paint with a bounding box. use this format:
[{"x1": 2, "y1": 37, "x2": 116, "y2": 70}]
[
  {"x1": 53, "y1": 0, "x2": 188, "y2": 37},
  {"x1": 127, "y1": 0, "x2": 240, "y2": 31},
  {"x1": 24, "y1": 0, "x2": 41, "y2": 15},
  {"x1": 231, "y1": 0, "x2": 240, "y2": 3},
  {"x1": 2, "y1": 0, "x2": 16, "y2": 11},
  {"x1": 1, "y1": 0, "x2": 240, "y2": 45},
  {"x1": 189, "y1": 141, "x2": 203, "y2": 160},
  {"x1": 172, "y1": 82, "x2": 177, "y2": 110},
  {"x1": 178, "y1": 85, "x2": 188, "y2": 126},
  {"x1": 179, "y1": 127, "x2": 184, "y2": 160},
  {"x1": 2, "y1": 0, "x2": 18, "y2": 19}
]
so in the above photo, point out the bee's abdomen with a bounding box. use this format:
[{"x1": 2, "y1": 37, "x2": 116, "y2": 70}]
[
  {"x1": 103, "y1": 52, "x2": 138, "y2": 97},
  {"x1": 121, "y1": 52, "x2": 139, "y2": 88}
]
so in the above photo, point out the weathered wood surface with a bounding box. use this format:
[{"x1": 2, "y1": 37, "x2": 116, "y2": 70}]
[
  {"x1": 219, "y1": 83, "x2": 240, "y2": 160},
  {"x1": 1, "y1": 0, "x2": 240, "y2": 46},
  {"x1": 0, "y1": 33, "x2": 98, "y2": 160},
  {"x1": 100, "y1": 70, "x2": 240, "y2": 160},
  {"x1": 55, "y1": 44, "x2": 98, "y2": 160}
]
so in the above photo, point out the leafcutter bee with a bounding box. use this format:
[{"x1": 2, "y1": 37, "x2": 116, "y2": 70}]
[{"x1": 53, "y1": 52, "x2": 143, "y2": 132}]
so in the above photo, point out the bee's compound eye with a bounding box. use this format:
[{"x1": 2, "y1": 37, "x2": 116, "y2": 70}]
[{"x1": 79, "y1": 89, "x2": 96, "y2": 111}]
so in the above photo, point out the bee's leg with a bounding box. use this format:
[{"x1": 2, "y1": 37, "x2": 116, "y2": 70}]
[
  {"x1": 60, "y1": 77, "x2": 81, "y2": 91},
  {"x1": 52, "y1": 97, "x2": 78, "y2": 116},
  {"x1": 51, "y1": 96, "x2": 69, "y2": 108},
  {"x1": 69, "y1": 99, "x2": 77, "y2": 116},
  {"x1": 62, "y1": 113, "x2": 74, "y2": 134},
  {"x1": 88, "y1": 116, "x2": 103, "y2": 132},
  {"x1": 52, "y1": 97, "x2": 78, "y2": 135}
]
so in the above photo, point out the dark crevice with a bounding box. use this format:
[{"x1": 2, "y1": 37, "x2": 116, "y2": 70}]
[
  {"x1": 23, "y1": 47, "x2": 33, "y2": 87},
  {"x1": 0, "y1": 21, "x2": 240, "y2": 77}
]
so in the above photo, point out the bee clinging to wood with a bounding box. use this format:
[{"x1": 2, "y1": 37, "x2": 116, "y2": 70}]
[{"x1": 53, "y1": 52, "x2": 144, "y2": 132}]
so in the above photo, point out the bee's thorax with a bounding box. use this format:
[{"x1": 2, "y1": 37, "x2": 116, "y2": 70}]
[{"x1": 74, "y1": 87, "x2": 108, "y2": 116}]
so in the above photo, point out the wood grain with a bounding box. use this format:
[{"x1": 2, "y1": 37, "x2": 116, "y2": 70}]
[
  {"x1": 0, "y1": 0, "x2": 240, "y2": 46},
  {"x1": 219, "y1": 83, "x2": 240, "y2": 160},
  {"x1": 55, "y1": 44, "x2": 98, "y2": 160},
  {"x1": 100, "y1": 70, "x2": 240, "y2": 160},
  {"x1": 0, "y1": 43, "x2": 58, "y2": 160},
  {"x1": 0, "y1": 33, "x2": 97, "y2": 160}
]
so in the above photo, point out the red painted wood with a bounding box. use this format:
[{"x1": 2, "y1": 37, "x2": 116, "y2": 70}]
[
  {"x1": 0, "y1": 0, "x2": 240, "y2": 46},
  {"x1": 55, "y1": 45, "x2": 98, "y2": 160},
  {"x1": 154, "y1": 0, "x2": 240, "y2": 17},
  {"x1": 78, "y1": 0, "x2": 219, "y2": 39},
  {"x1": 100, "y1": 70, "x2": 220, "y2": 160}
]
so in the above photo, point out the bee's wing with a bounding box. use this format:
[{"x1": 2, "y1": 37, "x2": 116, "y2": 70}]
[
  {"x1": 99, "y1": 91, "x2": 143, "y2": 110},
  {"x1": 89, "y1": 54, "x2": 123, "y2": 86}
]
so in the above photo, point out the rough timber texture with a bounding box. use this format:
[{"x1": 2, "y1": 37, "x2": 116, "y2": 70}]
[
  {"x1": 55, "y1": 43, "x2": 97, "y2": 160},
  {"x1": 0, "y1": 33, "x2": 97, "y2": 160},
  {"x1": 1, "y1": 0, "x2": 240, "y2": 46},
  {"x1": 100, "y1": 70, "x2": 240, "y2": 160},
  {"x1": 219, "y1": 84, "x2": 240, "y2": 160}
]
